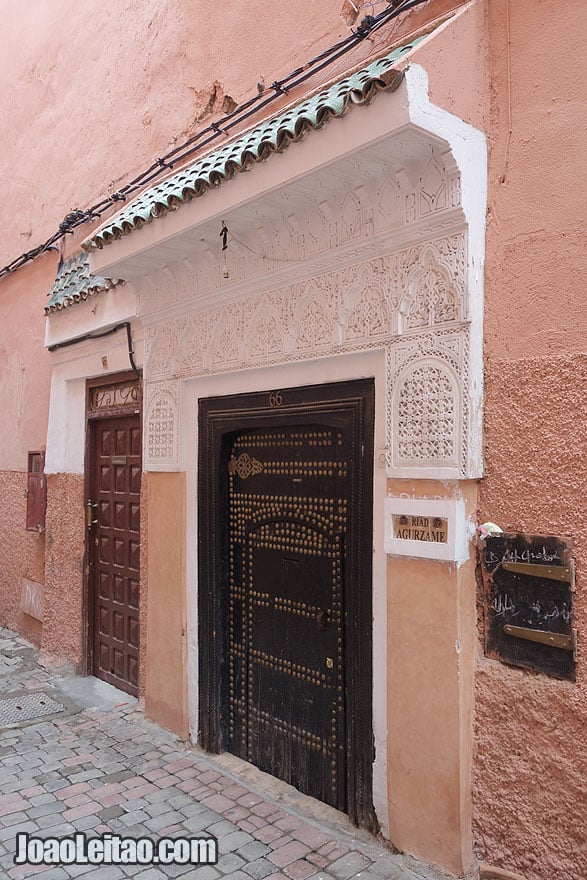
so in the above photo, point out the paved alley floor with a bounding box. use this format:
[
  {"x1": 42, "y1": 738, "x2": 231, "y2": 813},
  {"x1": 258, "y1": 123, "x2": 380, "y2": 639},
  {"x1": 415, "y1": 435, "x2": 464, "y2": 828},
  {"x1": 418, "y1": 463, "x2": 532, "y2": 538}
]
[{"x1": 0, "y1": 629, "x2": 450, "y2": 880}]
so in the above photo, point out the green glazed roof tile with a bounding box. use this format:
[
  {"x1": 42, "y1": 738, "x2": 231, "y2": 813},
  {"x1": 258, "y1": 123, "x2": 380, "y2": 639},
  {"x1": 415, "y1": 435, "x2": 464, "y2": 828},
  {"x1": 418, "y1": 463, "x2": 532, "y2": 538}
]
[
  {"x1": 83, "y1": 38, "x2": 424, "y2": 251},
  {"x1": 45, "y1": 252, "x2": 123, "y2": 313}
]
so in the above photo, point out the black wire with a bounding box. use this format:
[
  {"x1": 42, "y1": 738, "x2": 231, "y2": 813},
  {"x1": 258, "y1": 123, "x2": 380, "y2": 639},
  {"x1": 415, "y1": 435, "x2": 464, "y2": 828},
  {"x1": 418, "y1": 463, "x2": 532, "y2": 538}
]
[{"x1": 0, "y1": 0, "x2": 429, "y2": 283}]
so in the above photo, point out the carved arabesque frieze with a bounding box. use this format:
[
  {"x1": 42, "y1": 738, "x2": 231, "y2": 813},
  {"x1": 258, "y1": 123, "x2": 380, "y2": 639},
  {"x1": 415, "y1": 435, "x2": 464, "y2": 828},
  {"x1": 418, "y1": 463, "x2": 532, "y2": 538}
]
[
  {"x1": 144, "y1": 233, "x2": 467, "y2": 384},
  {"x1": 398, "y1": 246, "x2": 462, "y2": 332},
  {"x1": 142, "y1": 228, "x2": 477, "y2": 477}
]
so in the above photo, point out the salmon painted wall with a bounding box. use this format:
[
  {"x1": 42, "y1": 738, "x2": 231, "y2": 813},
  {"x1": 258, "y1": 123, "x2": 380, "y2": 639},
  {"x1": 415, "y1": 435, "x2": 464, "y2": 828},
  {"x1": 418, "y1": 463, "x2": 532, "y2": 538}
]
[
  {"x1": 387, "y1": 479, "x2": 478, "y2": 877},
  {"x1": 474, "y1": 2, "x2": 587, "y2": 879},
  {"x1": 2, "y1": 1, "x2": 584, "y2": 877},
  {"x1": 0, "y1": 0, "x2": 467, "y2": 642},
  {"x1": 0, "y1": 257, "x2": 52, "y2": 641},
  {"x1": 0, "y1": 0, "x2": 468, "y2": 260}
]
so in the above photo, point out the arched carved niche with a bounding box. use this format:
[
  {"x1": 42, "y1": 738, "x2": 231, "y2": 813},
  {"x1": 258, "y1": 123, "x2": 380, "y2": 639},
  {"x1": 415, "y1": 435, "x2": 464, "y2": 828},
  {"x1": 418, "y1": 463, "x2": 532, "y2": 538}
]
[
  {"x1": 386, "y1": 327, "x2": 468, "y2": 478},
  {"x1": 398, "y1": 247, "x2": 460, "y2": 333},
  {"x1": 144, "y1": 381, "x2": 179, "y2": 471}
]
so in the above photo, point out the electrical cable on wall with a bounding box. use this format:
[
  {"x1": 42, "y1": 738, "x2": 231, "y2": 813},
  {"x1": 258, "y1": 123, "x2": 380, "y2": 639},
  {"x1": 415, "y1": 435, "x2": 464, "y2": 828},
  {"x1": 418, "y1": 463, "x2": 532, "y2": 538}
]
[{"x1": 0, "y1": 0, "x2": 431, "y2": 284}]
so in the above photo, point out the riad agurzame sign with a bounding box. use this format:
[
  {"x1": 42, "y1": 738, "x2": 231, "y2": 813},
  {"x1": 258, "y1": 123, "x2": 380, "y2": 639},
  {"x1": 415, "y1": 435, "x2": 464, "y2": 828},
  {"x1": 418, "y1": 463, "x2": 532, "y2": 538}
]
[{"x1": 393, "y1": 515, "x2": 448, "y2": 544}]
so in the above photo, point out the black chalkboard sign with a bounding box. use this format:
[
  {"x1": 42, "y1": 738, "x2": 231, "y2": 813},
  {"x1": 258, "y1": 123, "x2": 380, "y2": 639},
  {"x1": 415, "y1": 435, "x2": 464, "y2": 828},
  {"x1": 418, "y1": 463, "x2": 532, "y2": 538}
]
[{"x1": 480, "y1": 533, "x2": 575, "y2": 681}]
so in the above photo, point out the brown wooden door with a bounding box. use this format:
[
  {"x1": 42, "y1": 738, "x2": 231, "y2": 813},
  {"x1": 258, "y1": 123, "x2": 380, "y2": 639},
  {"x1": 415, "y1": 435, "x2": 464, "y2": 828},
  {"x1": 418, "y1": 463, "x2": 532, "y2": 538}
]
[
  {"x1": 89, "y1": 415, "x2": 141, "y2": 695},
  {"x1": 199, "y1": 381, "x2": 376, "y2": 827},
  {"x1": 227, "y1": 426, "x2": 349, "y2": 808}
]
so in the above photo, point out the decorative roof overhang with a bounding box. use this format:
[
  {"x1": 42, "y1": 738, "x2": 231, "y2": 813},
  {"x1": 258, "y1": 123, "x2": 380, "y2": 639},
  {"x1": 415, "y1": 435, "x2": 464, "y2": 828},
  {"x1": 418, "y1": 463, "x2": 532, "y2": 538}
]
[
  {"x1": 82, "y1": 38, "x2": 426, "y2": 266},
  {"x1": 45, "y1": 252, "x2": 123, "y2": 314}
]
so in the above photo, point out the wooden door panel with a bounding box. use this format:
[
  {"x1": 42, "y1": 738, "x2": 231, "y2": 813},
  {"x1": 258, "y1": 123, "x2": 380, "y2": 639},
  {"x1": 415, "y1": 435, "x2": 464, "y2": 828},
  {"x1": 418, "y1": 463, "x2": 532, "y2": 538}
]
[
  {"x1": 227, "y1": 425, "x2": 348, "y2": 809},
  {"x1": 199, "y1": 381, "x2": 375, "y2": 827},
  {"x1": 89, "y1": 413, "x2": 141, "y2": 696}
]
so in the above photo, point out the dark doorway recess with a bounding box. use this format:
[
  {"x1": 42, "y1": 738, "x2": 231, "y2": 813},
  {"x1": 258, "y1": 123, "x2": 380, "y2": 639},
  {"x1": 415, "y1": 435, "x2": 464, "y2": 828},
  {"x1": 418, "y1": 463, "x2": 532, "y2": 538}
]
[{"x1": 198, "y1": 379, "x2": 376, "y2": 829}]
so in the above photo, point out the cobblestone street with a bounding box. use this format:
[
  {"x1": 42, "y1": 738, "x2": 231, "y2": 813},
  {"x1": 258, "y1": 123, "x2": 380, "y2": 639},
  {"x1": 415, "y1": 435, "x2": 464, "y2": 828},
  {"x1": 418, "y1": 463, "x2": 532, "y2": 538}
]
[{"x1": 0, "y1": 629, "x2": 451, "y2": 880}]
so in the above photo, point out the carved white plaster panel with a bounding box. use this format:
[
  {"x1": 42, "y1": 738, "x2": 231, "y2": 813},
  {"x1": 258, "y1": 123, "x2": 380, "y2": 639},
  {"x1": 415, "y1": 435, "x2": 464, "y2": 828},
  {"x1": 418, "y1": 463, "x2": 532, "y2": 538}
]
[
  {"x1": 143, "y1": 230, "x2": 476, "y2": 478},
  {"x1": 144, "y1": 380, "x2": 180, "y2": 471},
  {"x1": 145, "y1": 233, "x2": 467, "y2": 380},
  {"x1": 145, "y1": 318, "x2": 184, "y2": 378},
  {"x1": 175, "y1": 313, "x2": 211, "y2": 376},
  {"x1": 342, "y1": 260, "x2": 392, "y2": 343},
  {"x1": 397, "y1": 364, "x2": 457, "y2": 463},
  {"x1": 137, "y1": 159, "x2": 462, "y2": 320},
  {"x1": 418, "y1": 153, "x2": 448, "y2": 216},
  {"x1": 386, "y1": 326, "x2": 469, "y2": 478},
  {"x1": 399, "y1": 247, "x2": 460, "y2": 331},
  {"x1": 293, "y1": 278, "x2": 340, "y2": 354}
]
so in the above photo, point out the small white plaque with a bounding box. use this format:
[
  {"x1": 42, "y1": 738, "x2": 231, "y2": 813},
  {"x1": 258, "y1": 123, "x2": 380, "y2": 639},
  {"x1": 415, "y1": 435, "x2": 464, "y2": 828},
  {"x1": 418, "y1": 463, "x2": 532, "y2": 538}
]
[{"x1": 384, "y1": 497, "x2": 469, "y2": 562}]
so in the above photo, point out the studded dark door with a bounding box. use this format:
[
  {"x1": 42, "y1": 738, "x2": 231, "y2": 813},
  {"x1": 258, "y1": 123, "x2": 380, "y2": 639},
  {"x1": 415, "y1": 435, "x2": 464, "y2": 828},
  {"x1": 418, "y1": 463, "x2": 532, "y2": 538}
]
[
  {"x1": 199, "y1": 381, "x2": 375, "y2": 827},
  {"x1": 227, "y1": 426, "x2": 349, "y2": 807},
  {"x1": 88, "y1": 415, "x2": 141, "y2": 696}
]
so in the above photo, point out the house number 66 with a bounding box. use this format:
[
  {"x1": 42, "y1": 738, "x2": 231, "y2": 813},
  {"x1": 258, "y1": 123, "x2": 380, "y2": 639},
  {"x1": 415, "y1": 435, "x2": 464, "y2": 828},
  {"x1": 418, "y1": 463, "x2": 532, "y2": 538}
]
[{"x1": 269, "y1": 390, "x2": 283, "y2": 408}]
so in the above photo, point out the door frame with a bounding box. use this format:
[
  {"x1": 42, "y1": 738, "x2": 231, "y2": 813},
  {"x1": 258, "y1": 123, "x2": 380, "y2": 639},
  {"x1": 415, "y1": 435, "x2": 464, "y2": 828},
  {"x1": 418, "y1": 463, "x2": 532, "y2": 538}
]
[
  {"x1": 83, "y1": 370, "x2": 142, "y2": 682},
  {"x1": 198, "y1": 379, "x2": 376, "y2": 829}
]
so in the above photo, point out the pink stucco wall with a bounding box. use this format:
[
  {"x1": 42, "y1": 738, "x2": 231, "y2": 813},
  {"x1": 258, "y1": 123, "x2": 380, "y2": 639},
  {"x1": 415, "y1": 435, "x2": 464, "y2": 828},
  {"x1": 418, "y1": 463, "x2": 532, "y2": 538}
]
[
  {"x1": 0, "y1": 0, "x2": 470, "y2": 660},
  {"x1": 474, "y1": 2, "x2": 587, "y2": 879},
  {"x1": 0, "y1": 257, "x2": 51, "y2": 638},
  {"x1": 42, "y1": 474, "x2": 85, "y2": 667},
  {"x1": 1, "y1": 1, "x2": 585, "y2": 877},
  {"x1": 0, "y1": 0, "x2": 465, "y2": 263}
]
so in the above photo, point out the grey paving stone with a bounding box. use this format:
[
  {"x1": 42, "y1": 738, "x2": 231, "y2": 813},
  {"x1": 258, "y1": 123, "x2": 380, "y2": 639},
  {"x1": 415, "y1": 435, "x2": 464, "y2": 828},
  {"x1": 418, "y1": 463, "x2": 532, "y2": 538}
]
[
  {"x1": 237, "y1": 841, "x2": 270, "y2": 861},
  {"x1": 218, "y1": 873, "x2": 258, "y2": 880},
  {"x1": 63, "y1": 861, "x2": 97, "y2": 876},
  {"x1": 44, "y1": 778, "x2": 71, "y2": 791},
  {"x1": 35, "y1": 822, "x2": 76, "y2": 838},
  {"x1": 216, "y1": 850, "x2": 245, "y2": 873},
  {"x1": 75, "y1": 814, "x2": 102, "y2": 830},
  {"x1": 165, "y1": 792, "x2": 193, "y2": 809},
  {"x1": 0, "y1": 819, "x2": 38, "y2": 842},
  {"x1": 157, "y1": 863, "x2": 196, "y2": 878},
  {"x1": 145, "y1": 812, "x2": 182, "y2": 832},
  {"x1": 37, "y1": 811, "x2": 76, "y2": 829},
  {"x1": 369, "y1": 856, "x2": 405, "y2": 878},
  {"x1": 0, "y1": 810, "x2": 28, "y2": 827},
  {"x1": 242, "y1": 856, "x2": 276, "y2": 878},
  {"x1": 327, "y1": 852, "x2": 372, "y2": 879},
  {"x1": 69, "y1": 769, "x2": 103, "y2": 783},
  {"x1": 77, "y1": 867, "x2": 126, "y2": 880},
  {"x1": 118, "y1": 809, "x2": 150, "y2": 826},
  {"x1": 101, "y1": 770, "x2": 135, "y2": 783},
  {"x1": 145, "y1": 801, "x2": 175, "y2": 818},
  {"x1": 176, "y1": 868, "x2": 221, "y2": 880},
  {"x1": 219, "y1": 830, "x2": 255, "y2": 852},
  {"x1": 180, "y1": 802, "x2": 216, "y2": 819},
  {"x1": 345, "y1": 873, "x2": 385, "y2": 880},
  {"x1": 30, "y1": 792, "x2": 59, "y2": 806},
  {"x1": 27, "y1": 800, "x2": 67, "y2": 818},
  {"x1": 98, "y1": 805, "x2": 126, "y2": 820},
  {"x1": 39, "y1": 870, "x2": 70, "y2": 880},
  {"x1": 206, "y1": 819, "x2": 239, "y2": 837}
]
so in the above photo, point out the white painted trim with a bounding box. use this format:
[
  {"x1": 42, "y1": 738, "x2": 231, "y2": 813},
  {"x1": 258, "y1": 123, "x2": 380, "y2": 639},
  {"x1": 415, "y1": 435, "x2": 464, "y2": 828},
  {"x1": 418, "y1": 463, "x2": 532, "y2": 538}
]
[
  {"x1": 45, "y1": 325, "x2": 144, "y2": 475},
  {"x1": 405, "y1": 63, "x2": 487, "y2": 477},
  {"x1": 184, "y1": 349, "x2": 390, "y2": 835},
  {"x1": 384, "y1": 496, "x2": 469, "y2": 563},
  {"x1": 44, "y1": 283, "x2": 138, "y2": 349}
]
